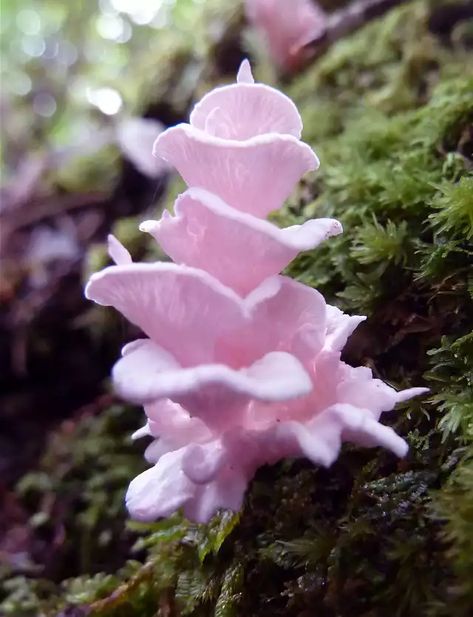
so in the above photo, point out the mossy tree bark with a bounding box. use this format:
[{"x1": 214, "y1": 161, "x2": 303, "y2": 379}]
[{"x1": 1, "y1": 2, "x2": 471, "y2": 616}]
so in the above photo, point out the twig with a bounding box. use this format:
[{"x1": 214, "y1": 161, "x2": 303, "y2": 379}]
[
  {"x1": 1, "y1": 191, "x2": 108, "y2": 233},
  {"x1": 303, "y1": 0, "x2": 410, "y2": 60}
]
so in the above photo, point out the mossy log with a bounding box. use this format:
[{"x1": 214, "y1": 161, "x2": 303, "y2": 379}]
[{"x1": 1, "y1": 1, "x2": 472, "y2": 616}]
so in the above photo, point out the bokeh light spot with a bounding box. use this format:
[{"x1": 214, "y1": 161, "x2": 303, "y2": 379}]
[
  {"x1": 96, "y1": 14, "x2": 125, "y2": 41},
  {"x1": 87, "y1": 87, "x2": 123, "y2": 115},
  {"x1": 58, "y1": 41, "x2": 79, "y2": 66},
  {"x1": 16, "y1": 9, "x2": 41, "y2": 36},
  {"x1": 33, "y1": 93, "x2": 57, "y2": 117},
  {"x1": 10, "y1": 72, "x2": 33, "y2": 96},
  {"x1": 21, "y1": 36, "x2": 46, "y2": 58}
]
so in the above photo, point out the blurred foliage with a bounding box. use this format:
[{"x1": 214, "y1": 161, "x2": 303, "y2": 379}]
[
  {"x1": 0, "y1": 0, "x2": 242, "y2": 193},
  {"x1": 1, "y1": 0, "x2": 473, "y2": 616}
]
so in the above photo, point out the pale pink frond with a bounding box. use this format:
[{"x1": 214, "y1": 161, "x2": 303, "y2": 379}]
[
  {"x1": 126, "y1": 449, "x2": 194, "y2": 521},
  {"x1": 141, "y1": 188, "x2": 341, "y2": 294},
  {"x1": 237, "y1": 58, "x2": 255, "y2": 84},
  {"x1": 324, "y1": 304, "x2": 366, "y2": 352},
  {"x1": 107, "y1": 234, "x2": 132, "y2": 265},
  {"x1": 85, "y1": 263, "x2": 246, "y2": 366},
  {"x1": 154, "y1": 125, "x2": 318, "y2": 217},
  {"x1": 190, "y1": 77, "x2": 303, "y2": 139},
  {"x1": 112, "y1": 339, "x2": 312, "y2": 425},
  {"x1": 145, "y1": 399, "x2": 212, "y2": 444}
]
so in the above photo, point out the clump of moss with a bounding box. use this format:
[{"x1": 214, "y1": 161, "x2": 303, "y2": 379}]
[
  {"x1": 2, "y1": 1, "x2": 472, "y2": 616},
  {"x1": 0, "y1": 404, "x2": 146, "y2": 615}
]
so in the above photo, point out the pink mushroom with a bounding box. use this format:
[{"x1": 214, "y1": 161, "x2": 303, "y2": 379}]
[
  {"x1": 245, "y1": 0, "x2": 328, "y2": 72},
  {"x1": 86, "y1": 61, "x2": 427, "y2": 523}
]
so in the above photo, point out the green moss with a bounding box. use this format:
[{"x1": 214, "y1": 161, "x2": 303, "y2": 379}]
[
  {"x1": 430, "y1": 177, "x2": 473, "y2": 240},
  {"x1": 432, "y1": 457, "x2": 473, "y2": 614},
  {"x1": 53, "y1": 144, "x2": 121, "y2": 193}
]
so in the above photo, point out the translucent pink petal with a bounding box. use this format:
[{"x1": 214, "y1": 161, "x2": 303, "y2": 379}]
[
  {"x1": 144, "y1": 438, "x2": 178, "y2": 464},
  {"x1": 396, "y1": 387, "x2": 429, "y2": 403},
  {"x1": 131, "y1": 424, "x2": 151, "y2": 440},
  {"x1": 337, "y1": 371, "x2": 404, "y2": 418},
  {"x1": 324, "y1": 304, "x2": 366, "y2": 351},
  {"x1": 112, "y1": 339, "x2": 312, "y2": 427},
  {"x1": 274, "y1": 417, "x2": 343, "y2": 467},
  {"x1": 126, "y1": 449, "x2": 194, "y2": 521},
  {"x1": 181, "y1": 441, "x2": 227, "y2": 484},
  {"x1": 183, "y1": 467, "x2": 247, "y2": 524},
  {"x1": 275, "y1": 402, "x2": 409, "y2": 465},
  {"x1": 85, "y1": 263, "x2": 246, "y2": 366},
  {"x1": 125, "y1": 378, "x2": 423, "y2": 522},
  {"x1": 107, "y1": 234, "x2": 132, "y2": 265},
  {"x1": 190, "y1": 78, "x2": 303, "y2": 139},
  {"x1": 332, "y1": 404, "x2": 409, "y2": 458},
  {"x1": 247, "y1": 275, "x2": 327, "y2": 366},
  {"x1": 112, "y1": 339, "x2": 178, "y2": 403},
  {"x1": 127, "y1": 438, "x2": 252, "y2": 523},
  {"x1": 141, "y1": 188, "x2": 341, "y2": 295},
  {"x1": 247, "y1": 349, "x2": 428, "y2": 434},
  {"x1": 206, "y1": 276, "x2": 326, "y2": 372},
  {"x1": 236, "y1": 58, "x2": 255, "y2": 84},
  {"x1": 153, "y1": 125, "x2": 318, "y2": 217},
  {"x1": 145, "y1": 399, "x2": 212, "y2": 444},
  {"x1": 87, "y1": 266, "x2": 327, "y2": 377}
]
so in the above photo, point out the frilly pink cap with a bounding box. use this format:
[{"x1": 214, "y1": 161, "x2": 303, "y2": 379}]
[
  {"x1": 86, "y1": 61, "x2": 427, "y2": 523},
  {"x1": 153, "y1": 61, "x2": 319, "y2": 217}
]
